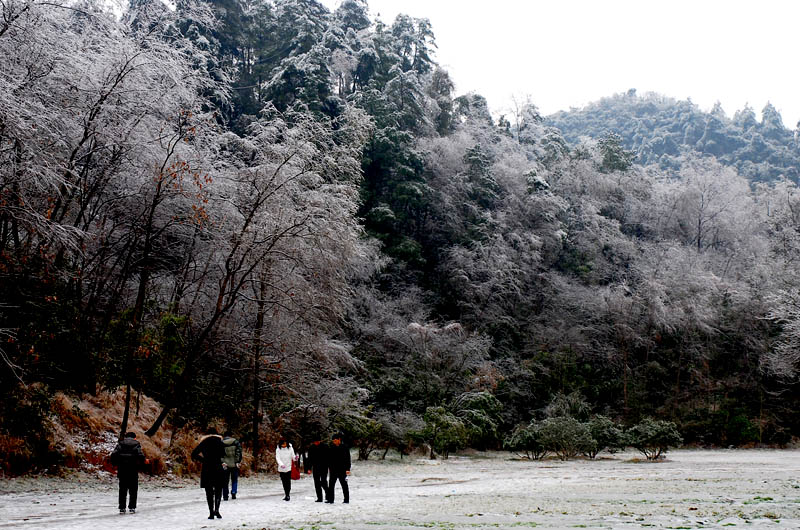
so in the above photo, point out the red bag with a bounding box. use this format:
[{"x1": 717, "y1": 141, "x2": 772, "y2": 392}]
[{"x1": 290, "y1": 457, "x2": 300, "y2": 480}]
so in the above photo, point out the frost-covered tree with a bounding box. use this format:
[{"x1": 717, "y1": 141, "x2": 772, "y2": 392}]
[
  {"x1": 145, "y1": 103, "x2": 372, "y2": 435},
  {"x1": 627, "y1": 417, "x2": 682, "y2": 460},
  {"x1": 538, "y1": 416, "x2": 594, "y2": 460},
  {"x1": 665, "y1": 157, "x2": 754, "y2": 252},
  {"x1": 0, "y1": 0, "x2": 224, "y2": 411}
]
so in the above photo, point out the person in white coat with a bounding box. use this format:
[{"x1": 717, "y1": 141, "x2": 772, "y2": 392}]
[{"x1": 275, "y1": 438, "x2": 296, "y2": 501}]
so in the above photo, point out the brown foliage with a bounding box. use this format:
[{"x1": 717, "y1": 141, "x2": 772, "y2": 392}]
[
  {"x1": 47, "y1": 387, "x2": 190, "y2": 476},
  {"x1": 6, "y1": 386, "x2": 261, "y2": 477},
  {"x1": 0, "y1": 435, "x2": 33, "y2": 475}
]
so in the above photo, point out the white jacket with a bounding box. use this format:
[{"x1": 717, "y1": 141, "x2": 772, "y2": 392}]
[{"x1": 275, "y1": 444, "x2": 295, "y2": 473}]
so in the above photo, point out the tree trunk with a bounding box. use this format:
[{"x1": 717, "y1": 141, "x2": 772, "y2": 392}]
[
  {"x1": 120, "y1": 173, "x2": 163, "y2": 438},
  {"x1": 145, "y1": 403, "x2": 171, "y2": 437},
  {"x1": 119, "y1": 382, "x2": 132, "y2": 441},
  {"x1": 251, "y1": 277, "x2": 267, "y2": 472},
  {"x1": 622, "y1": 347, "x2": 629, "y2": 417}
]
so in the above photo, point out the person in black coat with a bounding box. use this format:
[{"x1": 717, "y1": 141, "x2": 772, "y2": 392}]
[
  {"x1": 305, "y1": 436, "x2": 329, "y2": 502},
  {"x1": 191, "y1": 428, "x2": 226, "y2": 520},
  {"x1": 325, "y1": 433, "x2": 350, "y2": 504},
  {"x1": 110, "y1": 431, "x2": 146, "y2": 514}
]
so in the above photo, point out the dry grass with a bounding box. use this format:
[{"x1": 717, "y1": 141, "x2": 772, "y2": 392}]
[
  {"x1": 48, "y1": 387, "x2": 205, "y2": 476},
  {"x1": 166, "y1": 427, "x2": 203, "y2": 477},
  {"x1": 0, "y1": 435, "x2": 33, "y2": 474},
  {"x1": 15, "y1": 386, "x2": 268, "y2": 478}
]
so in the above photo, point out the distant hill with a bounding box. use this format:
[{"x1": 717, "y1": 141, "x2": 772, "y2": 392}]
[{"x1": 546, "y1": 90, "x2": 800, "y2": 182}]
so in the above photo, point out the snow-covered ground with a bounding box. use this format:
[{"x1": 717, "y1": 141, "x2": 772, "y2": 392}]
[{"x1": 1, "y1": 449, "x2": 799, "y2": 529}]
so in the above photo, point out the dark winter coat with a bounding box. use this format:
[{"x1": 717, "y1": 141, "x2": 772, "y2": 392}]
[
  {"x1": 191, "y1": 434, "x2": 226, "y2": 489},
  {"x1": 328, "y1": 442, "x2": 351, "y2": 475},
  {"x1": 110, "y1": 437, "x2": 145, "y2": 475},
  {"x1": 221, "y1": 436, "x2": 242, "y2": 468},
  {"x1": 306, "y1": 442, "x2": 329, "y2": 475}
]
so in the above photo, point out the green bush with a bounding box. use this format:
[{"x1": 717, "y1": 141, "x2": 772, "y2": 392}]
[
  {"x1": 627, "y1": 417, "x2": 683, "y2": 460},
  {"x1": 503, "y1": 422, "x2": 547, "y2": 460},
  {"x1": 452, "y1": 391, "x2": 502, "y2": 449},
  {"x1": 585, "y1": 415, "x2": 626, "y2": 458},
  {"x1": 419, "y1": 406, "x2": 468, "y2": 459},
  {"x1": 538, "y1": 416, "x2": 594, "y2": 460},
  {"x1": 544, "y1": 391, "x2": 591, "y2": 420},
  {"x1": 339, "y1": 413, "x2": 383, "y2": 461}
]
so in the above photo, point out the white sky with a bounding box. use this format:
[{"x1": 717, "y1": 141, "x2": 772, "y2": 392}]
[{"x1": 320, "y1": 0, "x2": 800, "y2": 128}]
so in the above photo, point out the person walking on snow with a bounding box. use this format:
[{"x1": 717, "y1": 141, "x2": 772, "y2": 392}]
[
  {"x1": 326, "y1": 433, "x2": 350, "y2": 504},
  {"x1": 110, "y1": 431, "x2": 146, "y2": 514},
  {"x1": 191, "y1": 427, "x2": 226, "y2": 520},
  {"x1": 305, "y1": 436, "x2": 329, "y2": 502},
  {"x1": 275, "y1": 438, "x2": 296, "y2": 501},
  {"x1": 221, "y1": 430, "x2": 242, "y2": 500}
]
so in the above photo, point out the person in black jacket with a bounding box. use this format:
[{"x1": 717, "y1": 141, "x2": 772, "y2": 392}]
[
  {"x1": 191, "y1": 428, "x2": 226, "y2": 520},
  {"x1": 325, "y1": 433, "x2": 350, "y2": 504},
  {"x1": 305, "y1": 436, "x2": 329, "y2": 502},
  {"x1": 110, "y1": 431, "x2": 146, "y2": 514}
]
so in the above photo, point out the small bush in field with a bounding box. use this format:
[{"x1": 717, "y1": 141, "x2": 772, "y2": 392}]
[
  {"x1": 585, "y1": 415, "x2": 626, "y2": 458},
  {"x1": 504, "y1": 422, "x2": 547, "y2": 460},
  {"x1": 627, "y1": 417, "x2": 683, "y2": 460},
  {"x1": 538, "y1": 416, "x2": 594, "y2": 460},
  {"x1": 418, "y1": 406, "x2": 468, "y2": 459}
]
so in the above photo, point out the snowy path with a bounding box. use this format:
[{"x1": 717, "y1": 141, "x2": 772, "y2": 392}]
[{"x1": 1, "y1": 449, "x2": 799, "y2": 529}]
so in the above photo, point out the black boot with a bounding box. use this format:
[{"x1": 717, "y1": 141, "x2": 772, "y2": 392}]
[{"x1": 206, "y1": 488, "x2": 215, "y2": 518}]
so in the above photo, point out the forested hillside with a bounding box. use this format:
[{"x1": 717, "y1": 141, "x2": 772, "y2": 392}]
[
  {"x1": 2, "y1": 0, "x2": 799, "y2": 474},
  {"x1": 547, "y1": 89, "x2": 800, "y2": 182}
]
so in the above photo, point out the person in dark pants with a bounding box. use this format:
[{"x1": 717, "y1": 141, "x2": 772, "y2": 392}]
[
  {"x1": 191, "y1": 428, "x2": 226, "y2": 520},
  {"x1": 325, "y1": 433, "x2": 350, "y2": 504},
  {"x1": 305, "y1": 437, "x2": 329, "y2": 502},
  {"x1": 110, "y1": 431, "x2": 146, "y2": 514},
  {"x1": 221, "y1": 431, "x2": 242, "y2": 500},
  {"x1": 275, "y1": 438, "x2": 295, "y2": 501}
]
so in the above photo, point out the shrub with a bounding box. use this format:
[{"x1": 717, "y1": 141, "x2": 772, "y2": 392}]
[
  {"x1": 452, "y1": 391, "x2": 502, "y2": 449},
  {"x1": 373, "y1": 410, "x2": 423, "y2": 459},
  {"x1": 418, "y1": 406, "x2": 468, "y2": 459},
  {"x1": 0, "y1": 383, "x2": 60, "y2": 475},
  {"x1": 0, "y1": 434, "x2": 34, "y2": 475},
  {"x1": 538, "y1": 416, "x2": 594, "y2": 460},
  {"x1": 339, "y1": 413, "x2": 383, "y2": 461},
  {"x1": 504, "y1": 422, "x2": 547, "y2": 460},
  {"x1": 585, "y1": 415, "x2": 626, "y2": 458},
  {"x1": 544, "y1": 391, "x2": 590, "y2": 420},
  {"x1": 167, "y1": 426, "x2": 204, "y2": 476},
  {"x1": 627, "y1": 417, "x2": 683, "y2": 460}
]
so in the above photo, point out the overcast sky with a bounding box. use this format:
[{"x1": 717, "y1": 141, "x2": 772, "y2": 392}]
[{"x1": 320, "y1": 0, "x2": 799, "y2": 128}]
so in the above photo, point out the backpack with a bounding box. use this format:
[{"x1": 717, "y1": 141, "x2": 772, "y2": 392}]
[
  {"x1": 111, "y1": 438, "x2": 141, "y2": 468},
  {"x1": 222, "y1": 437, "x2": 241, "y2": 467}
]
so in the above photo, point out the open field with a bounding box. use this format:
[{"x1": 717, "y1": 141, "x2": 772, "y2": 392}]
[{"x1": 1, "y1": 449, "x2": 799, "y2": 529}]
